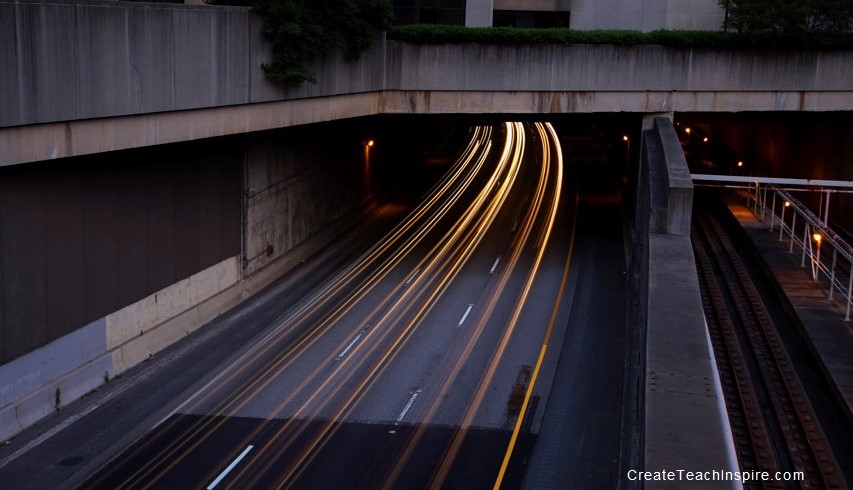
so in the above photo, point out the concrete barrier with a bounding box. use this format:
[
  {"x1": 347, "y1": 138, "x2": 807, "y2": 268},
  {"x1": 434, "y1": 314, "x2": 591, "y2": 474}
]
[
  {"x1": 0, "y1": 255, "x2": 238, "y2": 441},
  {"x1": 636, "y1": 115, "x2": 737, "y2": 487},
  {"x1": 647, "y1": 117, "x2": 693, "y2": 235}
]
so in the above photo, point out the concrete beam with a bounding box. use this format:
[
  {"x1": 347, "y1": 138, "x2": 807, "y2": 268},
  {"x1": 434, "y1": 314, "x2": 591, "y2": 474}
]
[
  {"x1": 5, "y1": 88, "x2": 853, "y2": 168},
  {"x1": 0, "y1": 92, "x2": 382, "y2": 167}
]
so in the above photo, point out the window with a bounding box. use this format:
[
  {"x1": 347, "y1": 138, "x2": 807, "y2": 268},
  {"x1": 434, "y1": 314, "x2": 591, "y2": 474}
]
[
  {"x1": 493, "y1": 10, "x2": 570, "y2": 28},
  {"x1": 392, "y1": 0, "x2": 466, "y2": 25}
]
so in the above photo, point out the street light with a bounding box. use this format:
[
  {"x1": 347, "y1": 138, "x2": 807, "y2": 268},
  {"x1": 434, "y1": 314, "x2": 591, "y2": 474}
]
[
  {"x1": 364, "y1": 139, "x2": 375, "y2": 196},
  {"x1": 622, "y1": 135, "x2": 630, "y2": 166},
  {"x1": 813, "y1": 233, "x2": 822, "y2": 281}
]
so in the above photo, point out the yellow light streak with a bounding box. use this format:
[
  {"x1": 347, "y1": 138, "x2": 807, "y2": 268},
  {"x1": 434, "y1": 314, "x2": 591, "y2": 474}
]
[
  {"x1": 124, "y1": 127, "x2": 495, "y2": 490},
  {"x1": 428, "y1": 122, "x2": 563, "y2": 489},
  {"x1": 237, "y1": 123, "x2": 525, "y2": 488}
]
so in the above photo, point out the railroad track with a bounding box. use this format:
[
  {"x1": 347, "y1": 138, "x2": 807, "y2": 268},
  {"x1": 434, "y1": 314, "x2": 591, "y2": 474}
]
[{"x1": 692, "y1": 210, "x2": 844, "y2": 489}]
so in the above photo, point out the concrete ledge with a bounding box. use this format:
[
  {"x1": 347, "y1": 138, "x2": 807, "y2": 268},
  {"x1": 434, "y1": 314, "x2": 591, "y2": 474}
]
[
  {"x1": 640, "y1": 115, "x2": 736, "y2": 485},
  {"x1": 644, "y1": 234, "x2": 735, "y2": 487},
  {"x1": 0, "y1": 256, "x2": 240, "y2": 440}
]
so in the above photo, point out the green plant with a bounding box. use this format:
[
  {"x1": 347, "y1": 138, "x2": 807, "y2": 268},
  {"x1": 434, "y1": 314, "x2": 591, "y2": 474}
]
[
  {"x1": 386, "y1": 24, "x2": 853, "y2": 50},
  {"x1": 252, "y1": 0, "x2": 392, "y2": 86}
]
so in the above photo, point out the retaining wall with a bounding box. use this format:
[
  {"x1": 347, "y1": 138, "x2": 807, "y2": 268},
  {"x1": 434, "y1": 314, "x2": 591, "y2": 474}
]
[{"x1": 0, "y1": 123, "x2": 369, "y2": 441}]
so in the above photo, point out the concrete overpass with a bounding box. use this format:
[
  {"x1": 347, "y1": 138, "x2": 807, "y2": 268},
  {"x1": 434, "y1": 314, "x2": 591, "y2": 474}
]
[
  {"x1": 2, "y1": 0, "x2": 853, "y2": 168},
  {"x1": 1, "y1": 0, "x2": 852, "y2": 486}
]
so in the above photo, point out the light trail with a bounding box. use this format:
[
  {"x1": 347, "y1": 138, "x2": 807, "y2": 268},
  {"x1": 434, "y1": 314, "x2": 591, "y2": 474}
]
[
  {"x1": 111, "y1": 127, "x2": 496, "y2": 490},
  {"x1": 236, "y1": 122, "x2": 526, "y2": 489},
  {"x1": 428, "y1": 122, "x2": 564, "y2": 490},
  {"x1": 380, "y1": 122, "x2": 538, "y2": 490},
  {"x1": 99, "y1": 120, "x2": 576, "y2": 490}
]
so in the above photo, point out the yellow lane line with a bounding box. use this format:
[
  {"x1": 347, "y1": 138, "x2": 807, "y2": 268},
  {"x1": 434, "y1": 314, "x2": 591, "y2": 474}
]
[
  {"x1": 428, "y1": 122, "x2": 557, "y2": 489},
  {"x1": 492, "y1": 134, "x2": 579, "y2": 490}
]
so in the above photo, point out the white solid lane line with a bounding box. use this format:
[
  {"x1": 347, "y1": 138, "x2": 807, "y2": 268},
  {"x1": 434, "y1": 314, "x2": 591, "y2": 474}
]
[{"x1": 207, "y1": 445, "x2": 254, "y2": 490}]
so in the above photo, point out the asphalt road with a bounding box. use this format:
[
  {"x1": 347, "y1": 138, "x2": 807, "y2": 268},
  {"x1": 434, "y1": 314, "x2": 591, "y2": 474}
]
[{"x1": 0, "y1": 122, "x2": 629, "y2": 490}]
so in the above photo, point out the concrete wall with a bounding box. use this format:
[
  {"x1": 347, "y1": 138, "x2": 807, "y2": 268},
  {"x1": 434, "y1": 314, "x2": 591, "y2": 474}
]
[
  {"x1": 5, "y1": 43, "x2": 852, "y2": 169},
  {"x1": 570, "y1": 0, "x2": 724, "y2": 31},
  {"x1": 243, "y1": 125, "x2": 366, "y2": 276},
  {"x1": 1, "y1": 0, "x2": 850, "y2": 129},
  {"x1": 0, "y1": 121, "x2": 374, "y2": 441},
  {"x1": 383, "y1": 42, "x2": 853, "y2": 93},
  {"x1": 0, "y1": 254, "x2": 241, "y2": 440},
  {"x1": 0, "y1": 0, "x2": 387, "y2": 129},
  {"x1": 636, "y1": 116, "x2": 737, "y2": 484},
  {"x1": 0, "y1": 142, "x2": 241, "y2": 365}
]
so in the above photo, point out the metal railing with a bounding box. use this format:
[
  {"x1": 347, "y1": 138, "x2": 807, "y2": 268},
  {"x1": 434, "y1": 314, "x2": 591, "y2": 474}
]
[{"x1": 743, "y1": 183, "x2": 853, "y2": 321}]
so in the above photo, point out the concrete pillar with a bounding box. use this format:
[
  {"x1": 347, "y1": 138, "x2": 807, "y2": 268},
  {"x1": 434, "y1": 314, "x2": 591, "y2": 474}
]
[{"x1": 465, "y1": 0, "x2": 494, "y2": 26}]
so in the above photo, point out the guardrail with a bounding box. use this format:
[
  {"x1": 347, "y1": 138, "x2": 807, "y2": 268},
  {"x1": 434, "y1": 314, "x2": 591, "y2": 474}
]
[{"x1": 743, "y1": 183, "x2": 853, "y2": 321}]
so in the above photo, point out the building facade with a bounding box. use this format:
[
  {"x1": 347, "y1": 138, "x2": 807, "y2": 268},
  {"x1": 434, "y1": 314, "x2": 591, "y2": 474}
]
[{"x1": 392, "y1": 0, "x2": 725, "y2": 31}]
